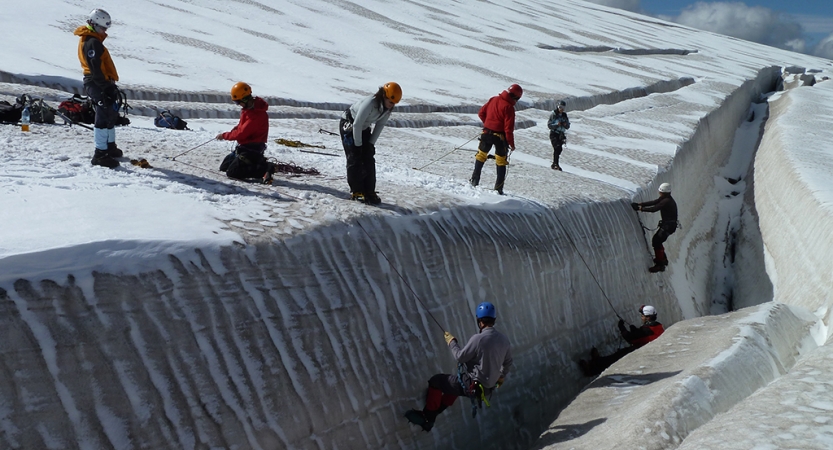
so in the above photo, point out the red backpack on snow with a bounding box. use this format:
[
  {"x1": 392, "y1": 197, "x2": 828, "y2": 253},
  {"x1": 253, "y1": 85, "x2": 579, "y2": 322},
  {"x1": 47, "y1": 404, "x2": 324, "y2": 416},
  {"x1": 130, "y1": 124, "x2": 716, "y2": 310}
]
[{"x1": 58, "y1": 94, "x2": 96, "y2": 124}]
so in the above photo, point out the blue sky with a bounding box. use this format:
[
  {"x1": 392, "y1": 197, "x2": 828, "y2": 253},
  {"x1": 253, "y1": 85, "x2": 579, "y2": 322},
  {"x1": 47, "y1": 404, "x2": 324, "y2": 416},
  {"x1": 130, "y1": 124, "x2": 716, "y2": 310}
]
[{"x1": 592, "y1": 0, "x2": 833, "y2": 57}]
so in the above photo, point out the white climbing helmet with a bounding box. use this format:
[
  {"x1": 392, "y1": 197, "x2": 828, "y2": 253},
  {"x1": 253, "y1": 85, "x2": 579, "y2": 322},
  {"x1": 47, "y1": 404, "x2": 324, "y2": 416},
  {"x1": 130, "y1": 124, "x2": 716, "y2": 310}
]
[
  {"x1": 658, "y1": 182, "x2": 672, "y2": 193},
  {"x1": 640, "y1": 305, "x2": 657, "y2": 316},
  {"x1": 88, "y1": 9, "x2": 112, "y2": 31}
]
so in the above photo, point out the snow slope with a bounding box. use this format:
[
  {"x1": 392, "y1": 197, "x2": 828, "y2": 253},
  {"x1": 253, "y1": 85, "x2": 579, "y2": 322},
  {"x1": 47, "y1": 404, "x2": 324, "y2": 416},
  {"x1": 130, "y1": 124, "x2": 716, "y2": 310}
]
[{"x1": 1, "y1": 0, "x2": 832, "y2": 449}]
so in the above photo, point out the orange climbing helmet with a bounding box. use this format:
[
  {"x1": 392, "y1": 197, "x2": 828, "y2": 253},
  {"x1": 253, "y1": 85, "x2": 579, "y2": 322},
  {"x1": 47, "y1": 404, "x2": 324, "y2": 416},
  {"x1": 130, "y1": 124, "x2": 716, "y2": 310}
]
[
  {"x1": 231, "y1": 82, "x2": 252, "y2": 101},
  {"x1": 382, "y1": 82, "x2": 402, "y2": 104}
]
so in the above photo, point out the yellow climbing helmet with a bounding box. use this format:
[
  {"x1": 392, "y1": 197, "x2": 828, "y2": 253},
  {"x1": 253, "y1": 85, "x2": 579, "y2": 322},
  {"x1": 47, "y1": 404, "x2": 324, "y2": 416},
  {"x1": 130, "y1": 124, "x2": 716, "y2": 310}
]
[
  {"x1": 231, "y1": 82, "x2": 252, "y2": 101},
  {"x1": 383, "y1": 82, "x2": 402, "y2": 104}
]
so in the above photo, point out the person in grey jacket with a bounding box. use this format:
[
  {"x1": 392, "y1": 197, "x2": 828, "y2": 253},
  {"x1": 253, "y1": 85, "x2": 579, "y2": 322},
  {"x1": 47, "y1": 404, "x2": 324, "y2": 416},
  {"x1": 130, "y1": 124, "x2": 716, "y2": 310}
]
[
  {"x1": 547, "y1": 100, "x2": 570, "y2": 171},
  {"x1": 338, "y1": 82, "x2": 402, "y2": 204},
  {"x1": 406, "y1": 302, "x2": 513, "y2": 432}
]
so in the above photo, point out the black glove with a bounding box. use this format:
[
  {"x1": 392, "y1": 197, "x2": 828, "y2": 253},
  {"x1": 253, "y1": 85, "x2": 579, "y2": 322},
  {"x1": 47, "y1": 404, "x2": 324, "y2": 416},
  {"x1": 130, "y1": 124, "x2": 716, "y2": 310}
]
[
  {"x1": 618, "y1": 318, "x2": 624, "y2": 327},
  {"x1": 631, "y1": 202, "x2": 639, "y2": 211}
]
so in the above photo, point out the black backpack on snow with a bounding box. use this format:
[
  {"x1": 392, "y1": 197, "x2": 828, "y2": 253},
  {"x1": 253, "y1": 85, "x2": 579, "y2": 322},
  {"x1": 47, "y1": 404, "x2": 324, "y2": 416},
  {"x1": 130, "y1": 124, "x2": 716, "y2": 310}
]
[
  {"x1": 0, "y1": 100, "x2": 23, "y2": 123},
  {"x1": 154, "y1": 110, "x2": 188, "y2": 130},
  {"x1": 17, "y1": 94, "x2": 56, "y2": 124}
]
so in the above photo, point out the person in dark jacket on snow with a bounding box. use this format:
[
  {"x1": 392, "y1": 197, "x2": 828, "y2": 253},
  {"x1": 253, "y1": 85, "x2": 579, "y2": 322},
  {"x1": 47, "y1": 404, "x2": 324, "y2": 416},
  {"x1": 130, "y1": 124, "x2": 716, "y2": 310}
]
[
  {"x1": 74, "y1": 8, "x2": 123, "y2": 169},
  {"x1": 339, "y1": 82, "x2": 402, "y2": 204},
  {"x1": 217, "y1": 82, "x2": 274, "y2": 183},
  {"x1": 579, "y1": 305, "x2": 665, "y2": 377},
  {"x1": 406, "y1": 302, "x2": 513, "y2": 432},
  {"x1": 632, "y1": 182, "x2": 678, "y2": 272},
  {"x1": 547, "y1": 100, "x2": 570, "y2": 171},
  {"x1": 470, "y1": 84, "x2": 523, "y2": 195}
]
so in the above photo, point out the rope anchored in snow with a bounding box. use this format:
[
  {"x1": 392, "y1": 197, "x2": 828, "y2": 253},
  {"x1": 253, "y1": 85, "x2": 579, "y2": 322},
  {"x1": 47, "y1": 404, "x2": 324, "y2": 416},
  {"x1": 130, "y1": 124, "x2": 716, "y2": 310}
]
[
  {"x1": 552, "y1": 211, "x2": 624, "y2": 321},
  {"x1": 414, "y1": 133, "x2": 482, "y2": 171},
  {"x1": 355, "y1": 220, "x2": 447, "y2": 333}
]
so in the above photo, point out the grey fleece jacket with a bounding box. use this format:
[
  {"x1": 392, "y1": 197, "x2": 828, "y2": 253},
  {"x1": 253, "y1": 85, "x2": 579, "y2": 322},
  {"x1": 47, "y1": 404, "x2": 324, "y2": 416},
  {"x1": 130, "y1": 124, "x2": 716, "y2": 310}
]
[
  {"x1": 449, "y1": 326, "x2": 513, "y2": 389},
  {"x1": 344, "y1": 94, "x2": 392, "y2": 147}
]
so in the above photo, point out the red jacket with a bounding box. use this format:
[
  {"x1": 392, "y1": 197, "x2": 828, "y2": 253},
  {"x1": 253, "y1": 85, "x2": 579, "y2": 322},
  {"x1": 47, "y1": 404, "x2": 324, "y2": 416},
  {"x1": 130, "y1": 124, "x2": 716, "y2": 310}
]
[
  {"x1": 222, "y1": 97, "x2": 269, "y2": 144},
  {"x1": 630, "y1": 323, "x2": 665, "y2": 347},
  {"x1": 478, "y1": 90, "x2": 518, "y2": 148}
]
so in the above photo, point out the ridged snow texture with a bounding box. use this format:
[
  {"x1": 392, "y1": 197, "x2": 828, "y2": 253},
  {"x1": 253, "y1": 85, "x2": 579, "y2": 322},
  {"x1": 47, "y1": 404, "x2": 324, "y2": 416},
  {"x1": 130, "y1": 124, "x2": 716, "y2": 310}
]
[{"x1": 1, "y1": 202, "x2": 679, "y2": 450}]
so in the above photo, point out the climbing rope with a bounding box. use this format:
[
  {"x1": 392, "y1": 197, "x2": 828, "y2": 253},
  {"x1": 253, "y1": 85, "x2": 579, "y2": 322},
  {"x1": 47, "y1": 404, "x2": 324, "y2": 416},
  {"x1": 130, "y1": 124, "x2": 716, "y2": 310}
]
[
  {"x1": 274, "y1": 138, "x2": 326, "y2": 149},
  {"x1": 168, "y1": 138, "x2": 214, "y2": 161},
  {"x1": 414, "y1": 133, "x2": 481, "y2": 171},
  {"x1": 551, "y1": 211, "x2": 624, "y2": 320},
  {"x1": 355, "y1": 220, "x2": 446, "y2": 333}
]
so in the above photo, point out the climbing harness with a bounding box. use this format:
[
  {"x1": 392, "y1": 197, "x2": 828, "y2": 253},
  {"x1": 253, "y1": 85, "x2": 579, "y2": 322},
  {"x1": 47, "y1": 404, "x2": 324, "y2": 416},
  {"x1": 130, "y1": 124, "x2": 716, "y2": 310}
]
[
  {"x1": 355, "y1": 220, "x2": 446, "y2": 333},
  {"x1": 413, "y1": 133, "x2": 481, "y2": 171},
  {"x1": 457, "y1": 363, "x2": 491, "y2": 418}
]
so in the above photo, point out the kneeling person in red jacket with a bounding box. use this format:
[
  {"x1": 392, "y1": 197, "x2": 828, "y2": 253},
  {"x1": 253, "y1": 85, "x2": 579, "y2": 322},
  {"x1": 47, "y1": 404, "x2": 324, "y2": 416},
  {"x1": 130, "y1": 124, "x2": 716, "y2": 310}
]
[
  {"x1": 217, "y1": 82, "x2": 274, "y2": 183},
  {"x1": 580, "y1": 305, "x2": 665, "y2": 377}
]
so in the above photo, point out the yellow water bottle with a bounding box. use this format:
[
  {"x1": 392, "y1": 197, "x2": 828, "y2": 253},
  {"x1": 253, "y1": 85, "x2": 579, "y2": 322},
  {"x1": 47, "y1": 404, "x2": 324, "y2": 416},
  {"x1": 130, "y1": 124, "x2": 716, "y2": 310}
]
[{"x1": 21, "y1": 105, "x2": 30, "y2": 132}]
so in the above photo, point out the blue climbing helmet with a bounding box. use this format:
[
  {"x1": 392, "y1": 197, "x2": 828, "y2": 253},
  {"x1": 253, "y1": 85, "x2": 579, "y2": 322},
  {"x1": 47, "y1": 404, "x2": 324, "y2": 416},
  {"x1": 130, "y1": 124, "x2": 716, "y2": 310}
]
[{"x1": 476, "y1": 302, "x2": 496, "y2": 319}]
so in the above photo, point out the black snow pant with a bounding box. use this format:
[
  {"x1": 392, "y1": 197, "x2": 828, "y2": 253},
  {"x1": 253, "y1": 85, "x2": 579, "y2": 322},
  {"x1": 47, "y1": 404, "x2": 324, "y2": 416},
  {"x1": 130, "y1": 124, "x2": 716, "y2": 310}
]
[
  {"x1": 587, "y1": 346, "x2": 637, "y2": 376},
  {"x1": 550, "y1": 131, "x2": 565, "y2": 165},
  {"x1": 471, "y1": 130, "x2": 508, "y2": 190},
  {"x1": 84, "y1": 81, "x2": 118, "y2": 130},
  {"x1": 220, "y1": 143, "x2": 269, "y2": 180},
  {"x1": 340, "y1": 117, "x2": 375, "y2": 195},
  {"x1": 651, "y1": 221, "x2": 677, "y2": 248}
]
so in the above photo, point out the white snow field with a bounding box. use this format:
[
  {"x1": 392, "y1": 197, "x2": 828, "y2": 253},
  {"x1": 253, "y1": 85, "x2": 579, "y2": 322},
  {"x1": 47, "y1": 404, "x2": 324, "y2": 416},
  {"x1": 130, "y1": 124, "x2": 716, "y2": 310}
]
[{"x1": 0, "y1": 0, "x2": 831, "y2": 449}]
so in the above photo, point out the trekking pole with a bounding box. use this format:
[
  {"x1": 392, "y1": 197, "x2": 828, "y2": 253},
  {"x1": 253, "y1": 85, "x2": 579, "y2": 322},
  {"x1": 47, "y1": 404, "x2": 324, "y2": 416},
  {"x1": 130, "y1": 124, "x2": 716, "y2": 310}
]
[
  {"x1": 168, "y1": 138, "x2": 215, "y2": 161},
  {"x1": 356, "y1": 220, "x2": 447, "y2": 333},
  {"x1": 413, "y1": 133, "x2": 480, "y2": 171}
]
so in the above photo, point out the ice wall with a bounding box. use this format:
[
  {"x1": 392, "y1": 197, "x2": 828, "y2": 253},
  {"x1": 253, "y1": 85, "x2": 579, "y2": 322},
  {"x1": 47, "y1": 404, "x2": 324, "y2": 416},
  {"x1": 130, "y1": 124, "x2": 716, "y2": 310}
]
[
  {"x1": 0, "y1": 69, "x2": 795, "y2": 450},
  {"x1": 753, "y1": 79, "x2": 833, "y2": 324},
  {"x1": 1, "y1": 200, "x2": 682, "y2": 450},
  {"x1": 632, "y1": 67, "x2": 782, "y2": 317},
  {"x1": 533, "y1": 302, "x2": 819, "y2": 450}
]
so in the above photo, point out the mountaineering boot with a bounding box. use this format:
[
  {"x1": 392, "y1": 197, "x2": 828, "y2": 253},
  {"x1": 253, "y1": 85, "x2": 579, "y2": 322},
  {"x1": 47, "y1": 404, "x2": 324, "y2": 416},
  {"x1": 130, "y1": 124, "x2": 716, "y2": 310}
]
[
  {"x1": 470, "y1": 159, "x2": 485, "y2": 187},
  {"x1": 648, "y1": 263, "x2": 666, "y2": 273},
  {"x1": 551, "y1": 154, "x2": 562, "y2": 171},
  {"x1": 106, "y1": 142, "x2": 123, "y2": 158},
  {"x1": 91, "y1": 149, "x2": 119, "y2": 168},
  {"x1": 262, "y1": 162, "x2": 276, "y2": 184},
  {"x1": 494, "y1": 165, "x2": 507, "y2": 195},
  {"x1": 649, "y1": 246, "x2": 668, "y2": 272},
  {"x1": 578, "y1": 359, "x2": 593, "y2": 377},
  {"x1": 405, "y1": 409, "x2": 433, "y2": 431},
  {"x1": 351, "y1": 192, "x2": 366, "y2": 203},
  {"x1": 365, "y1": 192, "x2": 382, "y2": 205}
]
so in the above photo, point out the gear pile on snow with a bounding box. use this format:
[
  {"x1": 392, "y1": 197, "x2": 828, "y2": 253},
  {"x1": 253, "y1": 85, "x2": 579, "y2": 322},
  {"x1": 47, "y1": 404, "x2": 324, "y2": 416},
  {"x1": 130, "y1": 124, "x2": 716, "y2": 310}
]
[
  {"x1": 270, "y1": 160, "x2": 320, "y2": 176},
  {"x1": 275, "y1": 138, "x2": 326, "y2": 149}
]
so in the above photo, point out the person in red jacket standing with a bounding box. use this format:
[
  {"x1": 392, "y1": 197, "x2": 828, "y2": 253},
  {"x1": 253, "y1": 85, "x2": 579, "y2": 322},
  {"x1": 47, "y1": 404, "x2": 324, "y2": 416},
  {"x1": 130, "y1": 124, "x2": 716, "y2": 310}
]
[
  {"x1": 579, "y1": 305, "x2": 665, "y2": 377},
  {"x1": 470, "y1": 84, "x2": 522, "y2": 195},
  {"x1": 217, "y1": 82, "x2": 274, "y2": 183}
]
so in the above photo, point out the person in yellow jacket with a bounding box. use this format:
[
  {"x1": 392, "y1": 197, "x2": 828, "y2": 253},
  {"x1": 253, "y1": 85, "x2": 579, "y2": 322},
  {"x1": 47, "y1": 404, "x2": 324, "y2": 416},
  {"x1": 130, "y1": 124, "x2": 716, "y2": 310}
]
[{"x1": 74, "y1": 9, "x2": 122, "y2": 168}]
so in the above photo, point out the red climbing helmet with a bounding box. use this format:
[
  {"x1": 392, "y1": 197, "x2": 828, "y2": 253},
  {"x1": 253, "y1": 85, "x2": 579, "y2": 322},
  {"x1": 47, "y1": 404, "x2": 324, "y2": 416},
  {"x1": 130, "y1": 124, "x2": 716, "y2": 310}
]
[{"x1": 507, "y1": 84, "x2": 523, "y2": 100}]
